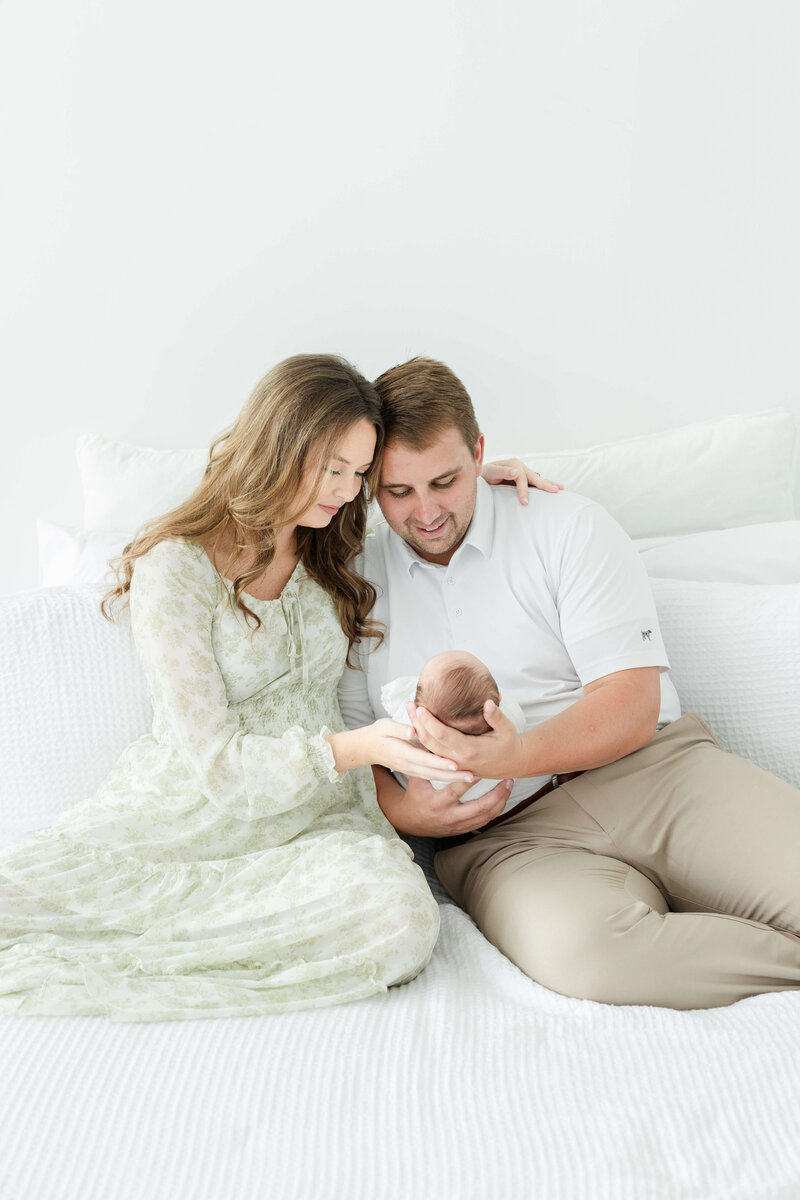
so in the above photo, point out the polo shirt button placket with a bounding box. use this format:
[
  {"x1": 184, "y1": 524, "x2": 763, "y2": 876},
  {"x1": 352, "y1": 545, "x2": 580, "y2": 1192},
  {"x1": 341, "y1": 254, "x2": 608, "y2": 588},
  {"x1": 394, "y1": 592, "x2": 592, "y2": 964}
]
[{"x1": 445, "y1": 572, "x2": 461, "y2": 618}]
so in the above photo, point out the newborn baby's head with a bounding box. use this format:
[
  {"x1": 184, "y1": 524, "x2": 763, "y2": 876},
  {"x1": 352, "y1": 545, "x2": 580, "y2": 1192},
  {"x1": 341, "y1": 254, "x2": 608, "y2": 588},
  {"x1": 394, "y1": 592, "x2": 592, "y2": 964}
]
[{"x1": 415, "y1": 651, "x2": 500, "y2": 736}]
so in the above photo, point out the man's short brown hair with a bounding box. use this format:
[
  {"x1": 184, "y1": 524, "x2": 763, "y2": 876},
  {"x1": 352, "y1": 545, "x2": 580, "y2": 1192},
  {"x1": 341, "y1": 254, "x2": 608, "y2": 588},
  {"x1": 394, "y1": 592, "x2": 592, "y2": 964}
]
[{"x1": 373, "y1": 357, "x2": 480, "y2": 451}]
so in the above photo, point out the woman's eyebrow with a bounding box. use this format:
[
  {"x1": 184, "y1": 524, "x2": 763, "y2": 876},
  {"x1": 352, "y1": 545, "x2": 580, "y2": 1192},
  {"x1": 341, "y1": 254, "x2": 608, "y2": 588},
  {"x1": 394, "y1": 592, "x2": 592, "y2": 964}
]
[{"x1": 333, "y1": 455, "x2": 373, "y2": 468}]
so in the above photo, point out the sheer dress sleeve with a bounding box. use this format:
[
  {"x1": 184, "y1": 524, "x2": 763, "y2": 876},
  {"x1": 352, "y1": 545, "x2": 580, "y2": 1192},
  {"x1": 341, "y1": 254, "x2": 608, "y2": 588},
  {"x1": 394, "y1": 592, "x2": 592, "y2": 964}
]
[{"x1": 129, "y1": 540, "x2": 341, "y2": 821}]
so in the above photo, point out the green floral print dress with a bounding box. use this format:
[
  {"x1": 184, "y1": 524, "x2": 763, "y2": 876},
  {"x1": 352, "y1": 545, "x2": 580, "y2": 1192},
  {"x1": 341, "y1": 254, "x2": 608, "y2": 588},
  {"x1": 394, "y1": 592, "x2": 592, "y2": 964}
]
[{"x1": 0, "y1": 540, "x2": 439, "y2": 1020}]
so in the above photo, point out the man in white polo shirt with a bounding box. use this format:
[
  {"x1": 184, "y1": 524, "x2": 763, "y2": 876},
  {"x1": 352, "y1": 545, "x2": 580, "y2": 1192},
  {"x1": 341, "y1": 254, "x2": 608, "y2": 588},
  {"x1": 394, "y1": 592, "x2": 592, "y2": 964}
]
[{"x1": 339, "y1": 357, "x2": 800, "y2": 1010}]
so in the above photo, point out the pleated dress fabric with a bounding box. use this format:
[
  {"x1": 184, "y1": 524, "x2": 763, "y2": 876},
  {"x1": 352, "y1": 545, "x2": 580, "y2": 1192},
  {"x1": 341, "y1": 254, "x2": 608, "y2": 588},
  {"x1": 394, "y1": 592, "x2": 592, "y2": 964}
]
[{"x1": 0, "y1": 540, "x2": 438, "y2": 1020}]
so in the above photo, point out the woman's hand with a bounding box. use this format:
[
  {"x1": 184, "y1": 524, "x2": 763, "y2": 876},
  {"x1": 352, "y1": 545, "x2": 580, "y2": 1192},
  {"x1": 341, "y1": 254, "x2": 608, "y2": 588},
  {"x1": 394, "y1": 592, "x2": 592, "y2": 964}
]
[
  {"x1": 482, "y1": 458, "x2": 563, "y2": 505},
  {"x1": 326, "y1": 720, "x2": 475, "y2": 783}
]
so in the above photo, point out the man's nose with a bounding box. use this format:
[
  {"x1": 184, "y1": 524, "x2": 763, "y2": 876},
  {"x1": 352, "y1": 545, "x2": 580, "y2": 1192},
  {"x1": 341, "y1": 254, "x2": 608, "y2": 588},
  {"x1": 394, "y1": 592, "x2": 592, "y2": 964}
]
[{"x1": 413, "y1": 493, "x2": 441, "y2": 525}]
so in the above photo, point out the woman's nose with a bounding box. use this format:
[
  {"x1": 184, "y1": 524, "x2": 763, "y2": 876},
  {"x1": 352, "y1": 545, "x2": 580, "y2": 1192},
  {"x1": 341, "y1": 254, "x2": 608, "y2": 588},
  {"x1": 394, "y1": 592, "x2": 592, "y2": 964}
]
[{"x1": 334, "y1": 475, "x2": 361, "y2": 502}]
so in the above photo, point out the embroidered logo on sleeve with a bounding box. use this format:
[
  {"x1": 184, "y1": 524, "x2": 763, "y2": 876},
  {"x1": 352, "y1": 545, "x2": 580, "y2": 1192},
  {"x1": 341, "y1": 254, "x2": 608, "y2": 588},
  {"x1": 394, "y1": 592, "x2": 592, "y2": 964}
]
[{"x1": 641, "y1": 629, "x2": 652, "y2": 641}]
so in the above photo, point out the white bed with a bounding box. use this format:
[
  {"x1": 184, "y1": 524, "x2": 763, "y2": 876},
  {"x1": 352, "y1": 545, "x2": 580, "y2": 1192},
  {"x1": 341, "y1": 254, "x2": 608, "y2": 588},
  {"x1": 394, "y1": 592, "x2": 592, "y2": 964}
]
[{"x1": 2, "y1": 411, "x2": 800, "y2": 1199}]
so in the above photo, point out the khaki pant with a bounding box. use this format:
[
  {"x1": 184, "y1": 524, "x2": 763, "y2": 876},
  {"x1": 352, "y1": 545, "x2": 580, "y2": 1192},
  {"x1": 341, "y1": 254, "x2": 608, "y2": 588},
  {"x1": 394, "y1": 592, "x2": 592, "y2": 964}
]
[{"x1": 434, "y1": 714, "x2": 800, "y2": 1009}]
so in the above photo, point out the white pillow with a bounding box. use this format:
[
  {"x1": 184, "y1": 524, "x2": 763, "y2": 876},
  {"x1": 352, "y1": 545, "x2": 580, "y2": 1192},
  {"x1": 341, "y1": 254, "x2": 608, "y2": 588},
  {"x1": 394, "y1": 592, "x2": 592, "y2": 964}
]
[
  {"x1": 37, "y1": 521, "x2": 130, "y2": 588},
  {"x1": 78, "y1": 411, "x2": 798, "y2": 547},
  {"x1": 653, "y1": 578, "x2": 800, "y2": 788},
  {"x1": 51, "y1": 431, "x2": 800, "y2": 590},
  {"x1": 67, "y1": 411, "x2": 796, "y2": 586},
  {"x1": 76, "y1": 434, "x2": 207, "y2": 533},
  {"x1": 634, "y1": 521, "x2": 800, "y2": 584},
  {"x1": 496, "y1": 408, "x2": 798, "y2": 539}
]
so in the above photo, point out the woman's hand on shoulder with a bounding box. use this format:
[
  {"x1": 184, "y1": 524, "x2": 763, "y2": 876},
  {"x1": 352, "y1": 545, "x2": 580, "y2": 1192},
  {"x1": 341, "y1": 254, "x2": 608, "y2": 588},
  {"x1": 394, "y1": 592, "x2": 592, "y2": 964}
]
[
  {"x1": 481, "y1": 458, "x2": 562, "y2": 505},
  {"x1": 326, "y1": 720, "x2": 475, "y2": 783}
]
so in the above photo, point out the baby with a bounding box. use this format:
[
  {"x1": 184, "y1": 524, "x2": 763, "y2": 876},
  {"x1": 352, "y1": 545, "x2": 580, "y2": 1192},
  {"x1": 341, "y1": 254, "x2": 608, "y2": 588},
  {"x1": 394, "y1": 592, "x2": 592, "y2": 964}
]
[{"x1": 380, "y1": 650, "x2": 526, "y2": 804}]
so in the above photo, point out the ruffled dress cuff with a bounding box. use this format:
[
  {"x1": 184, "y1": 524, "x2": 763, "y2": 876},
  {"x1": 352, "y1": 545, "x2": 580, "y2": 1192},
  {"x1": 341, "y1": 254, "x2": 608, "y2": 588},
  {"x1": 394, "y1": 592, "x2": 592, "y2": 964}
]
[{"x1": 309, "y1": 728, "x2": 342, "y2": 785}]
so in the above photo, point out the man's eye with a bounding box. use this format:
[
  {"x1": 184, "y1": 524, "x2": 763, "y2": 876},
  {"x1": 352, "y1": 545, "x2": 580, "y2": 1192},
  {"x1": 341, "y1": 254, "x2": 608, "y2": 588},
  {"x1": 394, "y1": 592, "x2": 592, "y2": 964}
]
[
  {"x1": 387, "y1": 488, "x2": 411, "y2": 498},
  {"x1": 433, "y1": 478, "x2": 455, "y2": 489}
]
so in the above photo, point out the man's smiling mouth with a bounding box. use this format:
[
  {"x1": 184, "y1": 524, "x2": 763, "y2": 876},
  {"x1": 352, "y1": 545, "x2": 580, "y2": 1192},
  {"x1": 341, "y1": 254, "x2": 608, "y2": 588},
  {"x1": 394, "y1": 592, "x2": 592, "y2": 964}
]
[{"x1": 413, "y1": 517, "x2": 450, "y2": 537}]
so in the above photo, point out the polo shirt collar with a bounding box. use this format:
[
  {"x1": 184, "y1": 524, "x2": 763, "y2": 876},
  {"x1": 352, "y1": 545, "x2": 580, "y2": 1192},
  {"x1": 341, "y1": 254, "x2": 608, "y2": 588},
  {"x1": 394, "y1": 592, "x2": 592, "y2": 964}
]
[{"x1": 397, "y1": 477, "x2": 496, "y2": 574}]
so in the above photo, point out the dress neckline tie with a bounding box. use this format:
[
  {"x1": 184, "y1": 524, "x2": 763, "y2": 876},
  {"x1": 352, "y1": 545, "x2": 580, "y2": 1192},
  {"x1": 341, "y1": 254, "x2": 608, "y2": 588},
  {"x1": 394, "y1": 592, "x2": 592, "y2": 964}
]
[{"x1": 281, "y1": 586, "x2": 309, "y2": 686}]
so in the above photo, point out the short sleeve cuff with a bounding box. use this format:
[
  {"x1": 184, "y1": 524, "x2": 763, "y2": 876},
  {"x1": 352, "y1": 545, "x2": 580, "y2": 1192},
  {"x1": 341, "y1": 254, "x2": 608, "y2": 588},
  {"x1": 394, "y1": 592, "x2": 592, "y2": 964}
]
[
  {"x1": 568, "y1": 621, "x2": 670, "y2": 686},
  {"x1": 309, "y1": 728, "x2": 342, "y2": 785}
]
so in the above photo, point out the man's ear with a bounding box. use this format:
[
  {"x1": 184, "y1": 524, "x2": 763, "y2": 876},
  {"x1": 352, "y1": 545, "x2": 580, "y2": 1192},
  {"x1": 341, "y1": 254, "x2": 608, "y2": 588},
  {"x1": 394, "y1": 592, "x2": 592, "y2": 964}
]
[{"x1": 474, "y1": 433, "x2": 485, "y2": 472}]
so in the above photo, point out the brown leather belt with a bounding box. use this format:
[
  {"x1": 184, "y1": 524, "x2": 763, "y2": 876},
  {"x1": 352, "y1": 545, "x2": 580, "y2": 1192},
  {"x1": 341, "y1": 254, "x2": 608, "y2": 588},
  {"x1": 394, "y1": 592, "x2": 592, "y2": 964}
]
[{"x1": 439, "y1": 770, "x2": 585, "y2": 848}]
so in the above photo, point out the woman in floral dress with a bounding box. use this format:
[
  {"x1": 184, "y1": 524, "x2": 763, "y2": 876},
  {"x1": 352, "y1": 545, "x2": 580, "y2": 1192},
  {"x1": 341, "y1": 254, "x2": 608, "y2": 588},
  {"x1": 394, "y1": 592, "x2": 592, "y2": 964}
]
[{"x1": 0, "y1": 354, "x2": 464, "y2": 1020}]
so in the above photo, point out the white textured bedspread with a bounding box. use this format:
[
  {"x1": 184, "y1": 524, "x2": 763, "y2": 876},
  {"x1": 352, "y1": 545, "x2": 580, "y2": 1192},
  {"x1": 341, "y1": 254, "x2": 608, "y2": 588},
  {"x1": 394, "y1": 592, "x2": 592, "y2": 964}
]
[{"x1": 2, "y1": 847, "x2": 800, "y2": 1200}]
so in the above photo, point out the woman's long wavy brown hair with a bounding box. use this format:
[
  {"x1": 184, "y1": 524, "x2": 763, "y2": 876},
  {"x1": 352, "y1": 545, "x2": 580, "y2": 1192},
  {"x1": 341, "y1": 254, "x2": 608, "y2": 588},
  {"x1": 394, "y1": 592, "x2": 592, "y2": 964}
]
[{"x1": 102, "y1": 354, "x2": 385, "y2": 661}]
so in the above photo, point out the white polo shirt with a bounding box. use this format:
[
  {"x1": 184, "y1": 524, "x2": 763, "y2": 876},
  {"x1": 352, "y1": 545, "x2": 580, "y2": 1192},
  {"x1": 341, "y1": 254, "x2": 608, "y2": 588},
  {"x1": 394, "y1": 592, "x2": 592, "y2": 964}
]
[{"x1": 338, "y1": 480, "x2": 681, "y2": 812}]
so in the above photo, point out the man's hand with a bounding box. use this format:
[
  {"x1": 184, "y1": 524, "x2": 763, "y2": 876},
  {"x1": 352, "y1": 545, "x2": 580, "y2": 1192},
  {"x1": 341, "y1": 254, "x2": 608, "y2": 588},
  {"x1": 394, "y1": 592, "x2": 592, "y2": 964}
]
[
  {"x1": 413, "y1": 667, "x2": 662, "y2": 784},
  {"x1": 384, "y1": 773, "x2": 513, "y2": 838},
  {"x1": 410, "y1": 699, "x2": 523, "y2": 781}
]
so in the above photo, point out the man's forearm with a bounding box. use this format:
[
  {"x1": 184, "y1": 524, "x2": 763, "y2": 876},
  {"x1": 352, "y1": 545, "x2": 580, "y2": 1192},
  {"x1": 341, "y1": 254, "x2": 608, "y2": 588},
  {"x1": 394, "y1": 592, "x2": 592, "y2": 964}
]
[
  {"x1": 512, "y1": 674, "x2": 661, "y2": 779},
  {"x1": 372, "y1": 764, "x2": 407, "y2": 827}
]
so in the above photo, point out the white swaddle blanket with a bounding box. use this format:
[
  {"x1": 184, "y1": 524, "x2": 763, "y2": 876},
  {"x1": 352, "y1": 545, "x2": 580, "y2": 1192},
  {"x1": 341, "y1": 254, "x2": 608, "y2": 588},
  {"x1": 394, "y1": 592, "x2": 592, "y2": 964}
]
[{"x1": 381, "y1": 675, "x2": 526, "y2": 803}]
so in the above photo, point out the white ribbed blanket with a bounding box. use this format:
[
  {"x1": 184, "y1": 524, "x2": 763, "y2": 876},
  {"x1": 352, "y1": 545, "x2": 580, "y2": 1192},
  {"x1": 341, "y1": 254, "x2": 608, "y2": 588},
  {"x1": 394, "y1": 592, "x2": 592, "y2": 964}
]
[
  {"x1": 2, "y1": 585, "x2": 800, "y2": 1199},
  {"x1": 3, "y1": 874, "x2": 800, "y2": 1200}
]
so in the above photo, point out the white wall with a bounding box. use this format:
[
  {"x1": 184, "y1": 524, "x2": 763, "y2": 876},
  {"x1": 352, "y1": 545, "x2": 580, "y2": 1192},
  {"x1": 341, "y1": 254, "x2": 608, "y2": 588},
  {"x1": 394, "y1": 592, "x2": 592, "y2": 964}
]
[{"x1": 2, "y1": 0, "x2": 798, "y2": 594}]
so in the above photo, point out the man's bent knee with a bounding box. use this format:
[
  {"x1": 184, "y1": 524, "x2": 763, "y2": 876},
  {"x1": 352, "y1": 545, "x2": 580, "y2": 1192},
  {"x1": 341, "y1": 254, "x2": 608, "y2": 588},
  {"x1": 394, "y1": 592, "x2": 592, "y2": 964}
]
[{"x1": 474, "y1": 858, "x2": 672, "y2": 1006}]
